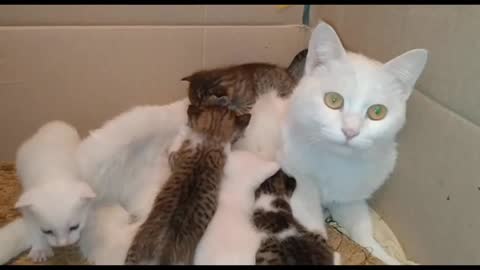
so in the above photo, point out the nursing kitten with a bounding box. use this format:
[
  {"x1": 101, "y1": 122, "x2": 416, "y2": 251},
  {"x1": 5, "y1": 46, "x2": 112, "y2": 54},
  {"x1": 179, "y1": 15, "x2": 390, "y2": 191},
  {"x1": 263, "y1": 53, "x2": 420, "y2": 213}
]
[
  {"x1": 181, "y1": 53, "x2": 306, "y2": 160},
  {"x1": 182, "y1": 61, "x2": 299, "y2": 115},
  {"x1": 125, "y1": 103, "x2": 251, "y2": 265},
  {"x1": 279, "y1": 22, "x2": 428, "y2": 264},
  {"x1": 252, "y1": 170, "x2": 339, "y2": 265},
  {"x1": 193, "y1": 151, "x2": 280, "y2": 265},
  {"x1": 0, "y1": 121, "x2": 96, "y2": 264}
]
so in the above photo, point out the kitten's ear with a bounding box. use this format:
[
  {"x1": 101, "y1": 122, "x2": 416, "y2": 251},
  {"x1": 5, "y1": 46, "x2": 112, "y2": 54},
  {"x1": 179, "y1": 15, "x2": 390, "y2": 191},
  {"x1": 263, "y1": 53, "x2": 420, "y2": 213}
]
[
  {"x1": 305, "y1": 21, "x2": 347, "y2": 75},
  {"x1": 283, "y1": 173, "x2": 297, "y2": 198},
  {"x1": 78, "y1": 182, "x2": 96, "y2": 200},
  {"x1": 15, "y1": 191, "x2": 35, "y2": 209},
  {"x1": 187, "y1": 104, "x2": 202, "y2": 119},
  {"x1": 235, "y1": 113, "x2": 251, "y2": 130},
  {"x1": 383, "y1": 49, "x2": 428, "y2": 99}
]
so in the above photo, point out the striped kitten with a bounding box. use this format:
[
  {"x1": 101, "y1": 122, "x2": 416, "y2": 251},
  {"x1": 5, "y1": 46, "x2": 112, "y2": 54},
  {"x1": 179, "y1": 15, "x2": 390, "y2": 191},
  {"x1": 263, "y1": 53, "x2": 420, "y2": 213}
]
[
  {"x1": 253, "y1": 170, "x2": 340, "y2": 265},
  {"x1": 182, "y1": 51, "x2": 307, "y2": 115},
  {"x1": 124, "y1": 101, "x2": 251, "y2": 265}
]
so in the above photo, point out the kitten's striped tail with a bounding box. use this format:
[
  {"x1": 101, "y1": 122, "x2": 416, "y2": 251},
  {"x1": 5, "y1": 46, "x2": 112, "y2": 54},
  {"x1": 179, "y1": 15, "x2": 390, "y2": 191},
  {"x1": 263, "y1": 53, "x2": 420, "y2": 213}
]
[
  {"x1": 286, "y1": 49, "x2": 308, "y2": 82},
  {"x1": 157, "y1": 230, "x2": 195, "y2": 265},
  {"x1": 0, "y1": 218, "x2": 30, "y2": 265}
]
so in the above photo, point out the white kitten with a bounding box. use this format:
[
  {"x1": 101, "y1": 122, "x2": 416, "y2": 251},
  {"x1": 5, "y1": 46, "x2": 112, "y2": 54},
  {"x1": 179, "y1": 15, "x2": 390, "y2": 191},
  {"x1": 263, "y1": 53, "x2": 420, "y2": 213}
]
[
  {"x1": 194, "y1": 151, "x2": 280, "y2": 265},
  {"x1": 0, "y1": 121, "x2": 96, "y2": 264},
  {"x1": 279, "y1": 22, "x2": 428, "y2": 264}
]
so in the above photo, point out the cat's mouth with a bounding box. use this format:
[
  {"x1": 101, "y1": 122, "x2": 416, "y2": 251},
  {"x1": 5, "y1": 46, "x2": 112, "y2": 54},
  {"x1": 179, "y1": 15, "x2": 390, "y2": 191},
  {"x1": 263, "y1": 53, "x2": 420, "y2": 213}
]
[{"x1": 321, "y1": 131, "x2": 373, "y2": 150}]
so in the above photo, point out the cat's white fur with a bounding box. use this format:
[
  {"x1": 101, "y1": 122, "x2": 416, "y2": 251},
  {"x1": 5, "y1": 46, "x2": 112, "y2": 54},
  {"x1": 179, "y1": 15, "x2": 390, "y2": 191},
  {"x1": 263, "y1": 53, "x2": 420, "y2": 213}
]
[
  {"x1": 193, "y1": 151, "x2": 279, "y2": 265},
  {"x1": 0, "y1": 121, "x2": 96, "y2": 263},
  {"x1": 79, "y1": 201, "x2": 141, "y2": 265},
  {"x1": 76, "y1": 101, "x2": 189, "y2": 264},
  {"x1": 76, "y1": 99, "x2": 189, "y2": 220},
  {"x1": 233, "y1": 90, "x2": 290, "y2": 161},
  {"x1": 279, "y1": 22, "x2": 428, "y2": 264}
]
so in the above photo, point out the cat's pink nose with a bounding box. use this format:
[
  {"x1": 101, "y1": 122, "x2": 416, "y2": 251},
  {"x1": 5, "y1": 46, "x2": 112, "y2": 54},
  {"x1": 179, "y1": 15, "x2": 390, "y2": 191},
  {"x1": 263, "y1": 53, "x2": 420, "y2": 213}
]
[{"x1": 342, "y1": 128, "x2": 359, "y2": 140}]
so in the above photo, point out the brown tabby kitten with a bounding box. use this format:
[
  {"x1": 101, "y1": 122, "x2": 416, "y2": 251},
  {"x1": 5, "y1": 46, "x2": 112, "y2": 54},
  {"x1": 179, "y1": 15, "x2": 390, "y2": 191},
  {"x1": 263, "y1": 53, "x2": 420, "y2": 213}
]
[
  {"x1": 252, "y1": 170, "x2": 336, "y2": 265},
  {"x1": 125, "y1": 102, "x2": 251, "y2": 265},
  {"x1": 182, "y1": 49, "x2": 308, "y2": 115}
]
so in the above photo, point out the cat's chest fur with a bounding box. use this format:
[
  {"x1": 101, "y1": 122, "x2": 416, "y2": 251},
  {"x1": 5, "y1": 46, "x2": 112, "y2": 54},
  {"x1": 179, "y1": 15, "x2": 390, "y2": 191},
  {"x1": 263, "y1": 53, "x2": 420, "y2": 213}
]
[{"x1": 281, "y1": 127, "x2": 397, "y2": 204}]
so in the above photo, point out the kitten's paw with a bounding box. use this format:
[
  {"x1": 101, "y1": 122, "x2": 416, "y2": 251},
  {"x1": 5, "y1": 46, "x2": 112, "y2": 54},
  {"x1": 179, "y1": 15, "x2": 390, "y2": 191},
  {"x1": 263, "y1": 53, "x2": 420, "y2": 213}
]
[{"x1": 28, "y1": 247, "x2": 54, "y2": 263}]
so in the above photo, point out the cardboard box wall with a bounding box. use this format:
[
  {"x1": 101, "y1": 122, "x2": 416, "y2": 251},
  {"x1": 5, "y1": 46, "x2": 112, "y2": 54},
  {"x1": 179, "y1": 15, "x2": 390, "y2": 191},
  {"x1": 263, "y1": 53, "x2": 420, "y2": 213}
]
[
  {"x1": 313, "y1": 5, "x2": 480, "y2": 264},
  {"x1": 0, "y1": 5, "x2": 309, "y2": 161}
]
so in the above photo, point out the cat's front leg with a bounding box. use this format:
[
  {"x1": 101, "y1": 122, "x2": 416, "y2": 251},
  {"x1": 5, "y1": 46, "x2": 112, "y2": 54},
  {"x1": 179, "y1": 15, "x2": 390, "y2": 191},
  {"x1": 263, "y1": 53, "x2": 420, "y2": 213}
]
[
  {"x1": 327, "y1": 200, "x2": 400, "y2": 265},
  {"x1": 289, "y1": 175, "x2": 327, "y2": 239},
  {"x1": 28, "y1": 229, "x2": 53, "y2": 263}
]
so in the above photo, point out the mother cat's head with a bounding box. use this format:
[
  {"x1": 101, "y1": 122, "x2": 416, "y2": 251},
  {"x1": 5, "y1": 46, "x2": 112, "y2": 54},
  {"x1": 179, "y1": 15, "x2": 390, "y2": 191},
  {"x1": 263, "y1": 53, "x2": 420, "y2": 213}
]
[{"x1": 291, "y1": 22, "x2": 428, "y2": 152}]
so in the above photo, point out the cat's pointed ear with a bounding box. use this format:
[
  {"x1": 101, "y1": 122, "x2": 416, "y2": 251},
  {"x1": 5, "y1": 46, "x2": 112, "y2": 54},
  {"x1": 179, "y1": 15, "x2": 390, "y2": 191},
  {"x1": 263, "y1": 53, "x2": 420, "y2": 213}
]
[
  {"x1": 235, "y1": 113, "x2": 251, "y2": 130},
  {"x1": 187, "y1": 104, "x2": 202, "y2": 119},
  {"x1": 383, "y1": 49, "x2": 428, "y2": 98},
  {"x1": 284, "y1": 175, "x2": 297, "y2": 198},
  {"x1": 305, "y1": 21, "x2": 347, "y2": 75},
  {"x1": 14, "y1": 191, "x2": 35, "y2": 209},
  {"x1": 78, "y1": 182, "x2": 96, "y2": 200}
]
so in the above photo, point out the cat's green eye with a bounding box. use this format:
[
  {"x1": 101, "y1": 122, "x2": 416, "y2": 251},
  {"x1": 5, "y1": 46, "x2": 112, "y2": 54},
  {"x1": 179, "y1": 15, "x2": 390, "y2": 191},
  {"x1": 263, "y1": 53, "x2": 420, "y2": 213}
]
[
  {"x1": 367, "y1": 104, "x2": 388, "y2": 121},
  {"x1": 324, "y1": 92, "x2": 344, "y2": 110}
]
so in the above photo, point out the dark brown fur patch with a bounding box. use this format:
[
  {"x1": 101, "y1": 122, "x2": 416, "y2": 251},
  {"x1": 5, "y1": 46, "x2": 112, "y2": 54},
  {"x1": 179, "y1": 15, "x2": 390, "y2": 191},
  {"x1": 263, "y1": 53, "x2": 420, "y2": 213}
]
[
  {"x1": 253, "y1": 169, "x2": 335, "y2": 265},
  {"x1": 125, "y1": 106, "x2": 250, "y2": 265},
  {"x1": 254, "y1": 169, "x2": 296, "y2": 200},
  {"x1": 187, "y1": 104, "x2": 251, "y2": 144},
  {"x1": 182, "y1": 63, "x2": 297, "y2": 115},
  {"x1": 256, "y1": 233, "x2": 334, "y2": 265}
]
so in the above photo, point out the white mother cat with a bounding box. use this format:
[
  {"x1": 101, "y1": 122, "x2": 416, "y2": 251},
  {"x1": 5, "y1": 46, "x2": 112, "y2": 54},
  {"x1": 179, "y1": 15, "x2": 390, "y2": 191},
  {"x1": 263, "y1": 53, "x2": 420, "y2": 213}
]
[
  {"x1": 74, "y1": 22, "x2": 427, "y2": 264},
  {"x1": 278, "y1": 22, "x2": 428, "y2": 264}
]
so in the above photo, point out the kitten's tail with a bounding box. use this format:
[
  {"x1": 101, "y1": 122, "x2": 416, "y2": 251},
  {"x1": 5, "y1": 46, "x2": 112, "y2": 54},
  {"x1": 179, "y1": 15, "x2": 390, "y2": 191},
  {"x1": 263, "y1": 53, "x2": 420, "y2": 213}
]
[
  {"x1": 0, "y1": 218, "x2": 30, "y2": 265},
  {"x1": 286, "y1": 49, "x2": 308, "y2": 82},
  {"x1": 157, "y1": 229, "x2": 195, "y2": 265}
]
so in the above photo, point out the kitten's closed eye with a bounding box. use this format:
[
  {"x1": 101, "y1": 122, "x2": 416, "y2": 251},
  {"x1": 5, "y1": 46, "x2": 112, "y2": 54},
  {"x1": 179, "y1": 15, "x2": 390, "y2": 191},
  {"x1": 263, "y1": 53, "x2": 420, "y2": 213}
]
[
  {"x1": 69, "y1": 224, "x2": 80, "y2": 231},
  {"x1": 41, "y1": 229, "x2": 53, "y2": 235}
]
